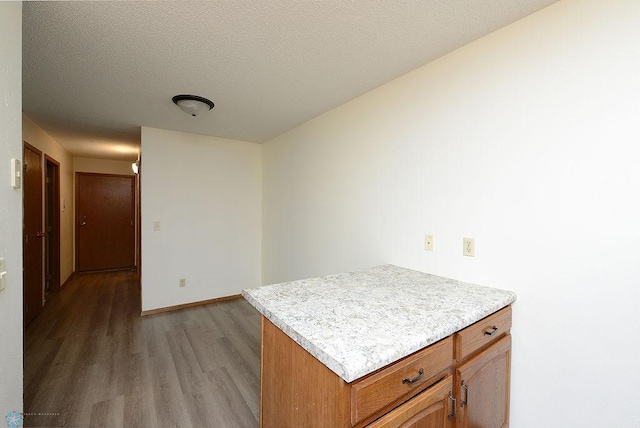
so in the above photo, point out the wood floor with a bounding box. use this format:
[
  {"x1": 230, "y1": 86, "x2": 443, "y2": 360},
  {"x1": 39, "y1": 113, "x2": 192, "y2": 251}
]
[{"x1": 24, "y1": 270, "x2": 261, "y2": 427}]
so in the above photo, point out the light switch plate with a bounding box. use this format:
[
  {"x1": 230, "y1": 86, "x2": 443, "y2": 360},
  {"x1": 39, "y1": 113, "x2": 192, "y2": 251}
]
[
  {"x1": 11, "y1": 159, "x2": 21, "y2": 189},
  {"x1": 153, "y1": 221, "x2": 161, "y2": 231},
  {"x1": 0, "y1": 257, "x2": 6, "y2": 292}
]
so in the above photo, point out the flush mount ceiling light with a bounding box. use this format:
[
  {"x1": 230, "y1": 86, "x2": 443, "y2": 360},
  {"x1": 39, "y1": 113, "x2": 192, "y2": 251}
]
[{"x1": 172, "y1": 94, "x2": 215, "y2": 117}]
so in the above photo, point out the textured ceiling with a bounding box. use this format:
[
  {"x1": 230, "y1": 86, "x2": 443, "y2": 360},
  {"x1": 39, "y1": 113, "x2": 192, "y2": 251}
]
[{"x1": 23, "y1": 0, "x2": 558, "y2": 160}]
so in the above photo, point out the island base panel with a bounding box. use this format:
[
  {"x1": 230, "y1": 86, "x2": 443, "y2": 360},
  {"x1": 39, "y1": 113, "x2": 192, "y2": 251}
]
[{"x1": 261, "y1": 316, "x2": 351, "y2": 427}]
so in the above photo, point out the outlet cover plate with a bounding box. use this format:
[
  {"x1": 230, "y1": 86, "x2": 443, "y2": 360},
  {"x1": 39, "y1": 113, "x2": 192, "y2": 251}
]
[
  {"x1": 463, "y1": 237, "x2": 475, "y2": 257},
  {"x1": 424, "y1": 235, "x2": 433, "y2": 251}
]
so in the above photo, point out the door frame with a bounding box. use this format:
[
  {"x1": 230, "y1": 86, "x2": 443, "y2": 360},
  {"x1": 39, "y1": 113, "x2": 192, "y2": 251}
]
[
  {"x1": 45, "y1": 155, "x2": 61, "y2": 292},
  {"x1": 135, "y1": 156, "x2": 141, "y2": 278}
]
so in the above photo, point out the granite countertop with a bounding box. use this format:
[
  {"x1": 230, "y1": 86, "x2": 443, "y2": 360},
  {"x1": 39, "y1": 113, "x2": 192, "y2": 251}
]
[{"x1": 242, "y1": 264, "x2": 516, "y2": 383}]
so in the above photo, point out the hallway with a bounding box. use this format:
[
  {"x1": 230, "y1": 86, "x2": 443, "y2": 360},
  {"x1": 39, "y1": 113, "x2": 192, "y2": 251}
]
[{"x1": 24, "y1": 271, "x2": 261, "y2": 427}]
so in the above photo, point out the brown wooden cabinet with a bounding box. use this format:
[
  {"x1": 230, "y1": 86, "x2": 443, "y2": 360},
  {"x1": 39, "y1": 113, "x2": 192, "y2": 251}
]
[
  {"x1": 455, "y1": 335, "x2": 511, "y2": 428},
  {"x1": 260, "y1": 306, "x2": 512, "y2": 428},
  {"x1": 453, "y1": 306, "x2": 512, "y2": 428}
]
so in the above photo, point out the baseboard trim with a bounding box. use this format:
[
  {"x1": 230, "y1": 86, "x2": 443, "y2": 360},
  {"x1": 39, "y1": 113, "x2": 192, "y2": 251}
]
[
  {"x1": 60, "y1": 271, "x2": 76, "y2": 290},
  {"x1": 140, "y1": 294, "x2": 242, "y2": 316}
]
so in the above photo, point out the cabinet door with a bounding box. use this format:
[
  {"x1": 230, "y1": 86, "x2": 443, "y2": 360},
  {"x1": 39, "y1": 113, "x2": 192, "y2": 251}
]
[
  {"x1": 367, "y1": 376, "x2": 454, "y2": 428},
  {"x1": 455, "y1": 335, "x2": 511, "y2": 428}
]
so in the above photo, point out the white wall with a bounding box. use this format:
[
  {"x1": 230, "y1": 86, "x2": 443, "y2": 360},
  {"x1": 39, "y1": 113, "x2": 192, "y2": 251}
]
[
  {"x1": 22, "y1": 114, "x2": 74, "y2": 286},
  {"x1": 263, "y1": 0, "x2": 640, "y2": 426},
  {"x1": 141, "y1": 127, "x2": 261, "y2": 311},
  {"x1": 0, "y1": 1, "x2": 23, "y2": 413},
  {"x1": 74, "y1": 157, "x2": 136, "y2": 176}
]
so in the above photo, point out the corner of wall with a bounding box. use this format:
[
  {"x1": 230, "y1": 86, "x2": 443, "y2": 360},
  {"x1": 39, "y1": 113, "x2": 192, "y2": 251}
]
[{"x1": 0, "y1": 0, "x2": 24, "y2": 412}]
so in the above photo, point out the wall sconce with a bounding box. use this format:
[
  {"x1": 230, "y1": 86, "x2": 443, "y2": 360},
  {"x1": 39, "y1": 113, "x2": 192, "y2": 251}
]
[{"x1": 132, "y1": 160, "x2": 140, "y2": 174}]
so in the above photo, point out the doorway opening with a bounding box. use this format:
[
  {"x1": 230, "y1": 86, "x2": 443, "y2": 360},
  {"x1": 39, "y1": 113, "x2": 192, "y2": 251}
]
[{"x1": 45, "y1": 156, "x2": 61, "y2": 293}]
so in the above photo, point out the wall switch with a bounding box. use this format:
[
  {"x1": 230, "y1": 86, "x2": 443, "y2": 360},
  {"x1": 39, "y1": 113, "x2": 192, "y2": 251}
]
[
  {"x1": 0, "y1": 258, "x2": 6, "y2": 292},
  {"x1": 424, "y1": 235, "x2": 434, "y2": 251},
  {"x1": 153, "y1": 221, "x2": 161, "y2": 231},
  {"x1": 463, "y1": 237, "x2": 475, "y2": 257},
  {"x1": 11, "y1": 159, "x2": 21, "y2": 189},
  {"x1": 179, "y1": 278, "x2": 186, "y2": 287}
]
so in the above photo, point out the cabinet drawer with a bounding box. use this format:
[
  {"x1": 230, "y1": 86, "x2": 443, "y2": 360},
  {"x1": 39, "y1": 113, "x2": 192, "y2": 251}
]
[
  {"x1": 366, "y1": 375, "x2": 453, "y2": 428},
  {"x1": 351, "y1": 336, "x2": 453, "y2": 426},
  {"x1": 455, "y1": 305, "x2": 511, "y2": 361}
]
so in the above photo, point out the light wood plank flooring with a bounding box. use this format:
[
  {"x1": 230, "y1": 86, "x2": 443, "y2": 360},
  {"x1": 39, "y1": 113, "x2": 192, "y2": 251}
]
[{"x1": 24, "y1": 270, "x2": 261, "y2": 427}]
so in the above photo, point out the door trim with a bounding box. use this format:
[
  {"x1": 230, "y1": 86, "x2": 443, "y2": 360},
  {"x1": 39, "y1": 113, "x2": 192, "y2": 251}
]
[
  {"x1": 135, "y1": 157, "x2": 142, "y2": 313},
  {"x1": 45, "y1": 155, "x2": 61, "y2": 292}
]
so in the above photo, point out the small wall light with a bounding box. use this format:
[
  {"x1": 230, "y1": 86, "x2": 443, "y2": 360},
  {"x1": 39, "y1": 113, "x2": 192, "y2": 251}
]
[
  {"x1": 132, "y1": 160, "x2": 140, "y2": 174},
  {"x1": 172, "y1": 94, "x2": 215, "y2": 117}
]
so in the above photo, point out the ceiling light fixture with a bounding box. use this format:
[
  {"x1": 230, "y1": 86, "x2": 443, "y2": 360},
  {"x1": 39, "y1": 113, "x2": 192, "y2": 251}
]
[{"x1": 172, "y1": 94, "x2": 214, "y2": 117}]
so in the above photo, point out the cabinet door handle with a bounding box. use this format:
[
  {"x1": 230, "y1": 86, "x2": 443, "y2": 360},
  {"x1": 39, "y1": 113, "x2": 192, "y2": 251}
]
[
  {"x1": 448, "y1": 392, "x2": 457, "y2": 420},
  {"x1": 461, "y1": 381, "x2": 469, "y2": 407},
  {"x1": 484, "y1": 326, "x2": 498, "y2": 336},
  {"x1": 402, "y1": 368, "x2": 425, "y2": 385}
]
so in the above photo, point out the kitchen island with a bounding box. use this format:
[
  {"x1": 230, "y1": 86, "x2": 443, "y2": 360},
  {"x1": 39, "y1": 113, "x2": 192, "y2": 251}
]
[{"x1": 243, "y1": 265, "x2": 516, "y2": 427}]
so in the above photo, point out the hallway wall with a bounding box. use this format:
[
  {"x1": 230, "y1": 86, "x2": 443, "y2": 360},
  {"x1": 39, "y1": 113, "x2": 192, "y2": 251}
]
[
  {"x1": 0, "y1": 1, "x2": 23, "y2": 413},
  {"x1": 22, "y1": 114, "x2": 74, "y2": 286}
]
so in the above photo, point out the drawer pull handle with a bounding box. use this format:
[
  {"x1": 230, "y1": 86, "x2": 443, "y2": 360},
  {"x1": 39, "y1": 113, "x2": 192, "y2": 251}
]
[
  {"x1": 484, "y1": 326, "x2": 498, "y2": 336},
  {"x1": 461, "y1": 381, "x2": 469, "y2": 407},
  {"x1": 402, "y1": 368, "x2": 424, "y2": 385},
  {"x1": 448, "y1": 392, "x2": 457, "y2": 420}
]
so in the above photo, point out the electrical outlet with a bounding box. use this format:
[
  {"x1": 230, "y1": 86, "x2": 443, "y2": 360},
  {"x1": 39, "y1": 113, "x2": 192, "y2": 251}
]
[
  {"x1": 153, "y1": 221, "x2": 161, "y2": 231},
  {"x1": 179, "y1": 278, "x2": 186, "y2": 287},
  {"x1": 463, "y1": 238, "x2": 475, "y2": 257},
  {"x1": 424, "y1": 235, "x2": 433, "y2": 251}
]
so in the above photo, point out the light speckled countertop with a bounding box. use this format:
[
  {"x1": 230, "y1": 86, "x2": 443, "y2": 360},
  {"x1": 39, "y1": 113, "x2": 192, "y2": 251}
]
[{"x1": 242, "y1": 265, "x2": 516, "y2": 383}]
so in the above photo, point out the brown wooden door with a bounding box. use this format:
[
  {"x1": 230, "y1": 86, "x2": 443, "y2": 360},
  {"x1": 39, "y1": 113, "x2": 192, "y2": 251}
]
[
  {"x1": 367, "y1": 376, "x2": 454, "y2": 428},
  {"x1": 455, "y1": 335, "x2": 511, "y2": 428},
  {"x1": 76, "y1": 173, "x2": 135, "y2": 272},
  {"x1": 23, "y1": 144, "x2": 44, "y2": 325}
]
